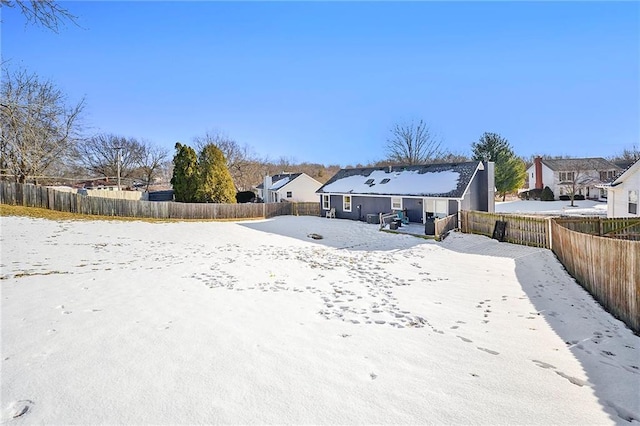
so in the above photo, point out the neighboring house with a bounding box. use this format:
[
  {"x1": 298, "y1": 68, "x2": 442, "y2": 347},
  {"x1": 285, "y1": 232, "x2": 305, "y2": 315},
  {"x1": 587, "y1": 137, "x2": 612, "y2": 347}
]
[
  {"x1": 601, "y1": 159, "x2": 640, "y2": 218},
  {"x1": 527, "y1": 157, "x2": 622, "y2": 200},
  {"x1": 256, "y1": 173, "x2": 322, "y2": 203},
  {"x1": 316, "y1": 161, "x2": 495, "y2": 223}
]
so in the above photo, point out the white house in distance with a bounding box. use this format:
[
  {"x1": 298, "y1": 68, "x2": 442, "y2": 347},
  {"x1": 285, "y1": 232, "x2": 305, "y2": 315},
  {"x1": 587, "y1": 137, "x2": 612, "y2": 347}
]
[
  {"x1": 601, "y1": 159, "x2": 639, "y2": 218},
  {"x1": 527, "y1": 157, "x2": 622, "y2": 200},
  {"x1": 256, "y1": 173, "x2": 322, "y2": 203}
]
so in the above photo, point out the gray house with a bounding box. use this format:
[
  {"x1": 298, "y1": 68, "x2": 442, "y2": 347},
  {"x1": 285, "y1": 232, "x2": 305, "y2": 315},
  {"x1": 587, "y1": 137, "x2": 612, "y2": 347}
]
[{"x1": 316, "y1": 161, "x2": 495, "y2": 224}]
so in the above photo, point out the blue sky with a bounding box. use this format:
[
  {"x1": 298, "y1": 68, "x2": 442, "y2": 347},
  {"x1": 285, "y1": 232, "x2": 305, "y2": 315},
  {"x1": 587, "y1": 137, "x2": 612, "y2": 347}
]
[{"x1": 3, "y1": 1, "x2": 639, "y2": 166}]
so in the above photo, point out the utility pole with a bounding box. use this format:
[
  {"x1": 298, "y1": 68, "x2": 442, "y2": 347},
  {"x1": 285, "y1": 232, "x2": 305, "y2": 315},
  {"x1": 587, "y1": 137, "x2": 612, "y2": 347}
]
[{"x1": 114, "y1": 146, "x2": 123, "y2": 190}]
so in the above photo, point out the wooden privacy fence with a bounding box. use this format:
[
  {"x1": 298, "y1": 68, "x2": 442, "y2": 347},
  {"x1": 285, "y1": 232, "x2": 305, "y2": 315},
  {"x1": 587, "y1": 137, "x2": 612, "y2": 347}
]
[
  {"x1": 551, "y1": 221, "x2": 639, "y2": 334},
  {"x1": 555, "y1": 217, "x2": 640, "y2": 241},
  {"x1": 460, "y1": 210, "x2": 640, "y2": 334},
  {"x1": 460, "y1": 210, "x2": 551, "y2": 248},
  {"x1": 435, "y1": 214, "x2": 457, "y2": 239},
  {"x1": 0, "y1": 182, "x2": 320, "y2": 220}
]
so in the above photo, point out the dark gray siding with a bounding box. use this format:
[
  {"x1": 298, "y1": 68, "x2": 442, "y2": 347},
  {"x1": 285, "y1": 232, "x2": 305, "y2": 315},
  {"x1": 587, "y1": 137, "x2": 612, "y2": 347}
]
[
  {"x1": 448, "y1": 199, "x2": 458, "y2": 215},
  {"x1": 321, "y1": 195, "x2": 392, "y2": 221},
  {"x1": 351, "y1": 196, "x2": 390, "y2": 220},
  {"x1": 402, "y1": 198, "x2": 422, "y2": 223},
  {"x1": 321, "y1": 195, "x2": 436, "y2": 223},
  {"x1": 475, "y1": 166, "x2": 489, "y2": 211},
  {"x1": 149, "y1": 190, "x2": 174, "y2": 201}
]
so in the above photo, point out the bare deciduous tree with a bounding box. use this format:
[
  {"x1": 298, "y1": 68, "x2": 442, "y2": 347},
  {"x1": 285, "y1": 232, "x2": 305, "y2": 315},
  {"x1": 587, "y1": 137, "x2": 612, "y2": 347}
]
[
  {"x1": 75, "y1": 134, "x2": 144, "y2": 184},
  {"x1": 193, "y1": 131, "x2": 260, "y2": 191},
  {"x1": 385, "y1": 120, "x2": 444, "y2": 165},
  {"x1": 1, "y1": 68, "x2": 84, "y2": 183},
  {"x1": 137, "y1": 140, "x2": 169, "y2": 191},
  {"x1": 1, "y1": 0, "x2": 78, "y2": 33},
  {"x1": 558, "y1": 160, "x2": 599, "y2": 207}
]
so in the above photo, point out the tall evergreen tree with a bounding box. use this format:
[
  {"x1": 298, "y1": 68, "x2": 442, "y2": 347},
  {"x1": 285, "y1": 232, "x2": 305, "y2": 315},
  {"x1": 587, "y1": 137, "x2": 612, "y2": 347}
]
[
  {"x1": 170, "y1": 142, "x2": 199, "y2": 202},
  {"x1": 472, "y1": 132, "x2": 526, "y2": 200},
  {"x1": 197, "y1": 144, "x2": 236, "y2": 203},
  {"x1": 471, "y1": 132, "x2": 511, "y2": 164},
  {"x1": 494, "y1": 155, "x2": 526, "y2": 201}
]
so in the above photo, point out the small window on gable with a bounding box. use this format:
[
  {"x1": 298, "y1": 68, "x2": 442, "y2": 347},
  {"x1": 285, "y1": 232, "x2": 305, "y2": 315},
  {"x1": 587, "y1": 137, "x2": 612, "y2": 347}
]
[
  {"x1": 380, "y1": 178, "x2": 390, "y2": 184},
  {"x1": 286, "y1": 191, "x2": 292, "y2": 198}
]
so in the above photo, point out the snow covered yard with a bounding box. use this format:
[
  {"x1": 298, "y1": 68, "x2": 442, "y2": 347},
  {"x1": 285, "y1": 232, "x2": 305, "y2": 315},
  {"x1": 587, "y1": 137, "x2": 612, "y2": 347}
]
[
  {"x1": 1, "y1": 215, "x2": 638, "y2": 425},
  {"x1": 496, "y1": 199, "x2": 608, "y2": 216}
]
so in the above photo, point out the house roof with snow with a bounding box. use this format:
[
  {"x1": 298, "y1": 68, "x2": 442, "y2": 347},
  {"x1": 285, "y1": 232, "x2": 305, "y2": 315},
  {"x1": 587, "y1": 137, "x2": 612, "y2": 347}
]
[
  {"x1": 316, "y1": 162, "x2": 484, "y2": 198},
  {"x1": 255, "y1": 173, "x2": 302, "y2": 190},
  {"x1": 539, "y1": 157, "x2": 620, "y2": 172},
  {"x1": 609, "y1": 158, "x2": 640, "y2": 187}
]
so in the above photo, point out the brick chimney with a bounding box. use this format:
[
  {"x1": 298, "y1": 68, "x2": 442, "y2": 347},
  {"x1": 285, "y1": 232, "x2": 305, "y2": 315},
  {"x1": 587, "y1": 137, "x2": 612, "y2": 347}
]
[{"x1": 534, "y1": 156, "x2": 543, "y2": 189}]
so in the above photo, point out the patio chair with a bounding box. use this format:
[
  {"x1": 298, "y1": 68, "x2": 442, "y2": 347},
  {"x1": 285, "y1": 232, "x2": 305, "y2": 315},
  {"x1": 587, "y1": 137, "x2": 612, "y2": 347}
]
[
  {"x1": 326, "y1": 207, "x2": 336, "y2": 218},
  {"x1": 396, "y1": 210, "x2": 409, "y2": 225}
]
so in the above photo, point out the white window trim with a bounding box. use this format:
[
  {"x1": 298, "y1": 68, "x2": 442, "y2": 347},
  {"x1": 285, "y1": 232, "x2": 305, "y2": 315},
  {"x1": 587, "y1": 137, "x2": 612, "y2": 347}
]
[
  {"x1": 322, "y1": 194, "x2": 330, "y2": 210},
  {"x1": 391, "y1": 197, "x2": 402, "y2": 211},
  {"x1": 343, "y1": 195, "x2": 352, "y2": 212}
]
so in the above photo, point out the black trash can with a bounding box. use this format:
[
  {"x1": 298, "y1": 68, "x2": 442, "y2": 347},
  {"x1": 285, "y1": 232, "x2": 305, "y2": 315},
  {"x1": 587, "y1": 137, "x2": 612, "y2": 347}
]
[{"x1": 424, "y1": 217, "x2": 435, "y2": 235}]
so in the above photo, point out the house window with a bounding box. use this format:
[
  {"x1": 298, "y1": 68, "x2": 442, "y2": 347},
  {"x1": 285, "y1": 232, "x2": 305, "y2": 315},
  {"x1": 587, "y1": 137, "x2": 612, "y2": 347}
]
[
  {"x1": 424, "y1": 199, "x2": 448, "y2": 219},
  {"x1": 559, "y1": 171, "x2": 575, "y2": 182},
  {"x1": 391, "y1": 197, "x2": 402, "y2": 210},
  {"x1": 600, "y1": 170, "x2": 617, "y2": 181},
  {"x1": 343, "y1": 195, "x2": 352, "y2": 212},
  {"x1": 322, "y1": 194, "x2": 330, "y2": 210},
  {"x1": 380, "y1": 178, "x2": 390, "y2": 184},
  {"x1": 286, "y1": 191, "x2": 292, "y2": 198},
  {"x1": 629, "y1": 190, "x2": 638, "y2": 215},
  {"x1": 365, "y1": 179, "x2": 374, "y2": 185}
]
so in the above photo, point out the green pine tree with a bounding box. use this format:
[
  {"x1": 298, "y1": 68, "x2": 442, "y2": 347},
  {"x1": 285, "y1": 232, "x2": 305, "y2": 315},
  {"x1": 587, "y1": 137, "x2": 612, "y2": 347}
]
[
  {"x1": 197, "y1": 144, "x2": 237, "y2": 203},
  {"x1": 494, "y1": 156, "x2": 526, "y2": 201},
  {"x1": 472, "y1": 133, "x2": 526, "y2": 201},
  {"x1": 170, "y1": 142, "x2": 199, "y2": 202}
]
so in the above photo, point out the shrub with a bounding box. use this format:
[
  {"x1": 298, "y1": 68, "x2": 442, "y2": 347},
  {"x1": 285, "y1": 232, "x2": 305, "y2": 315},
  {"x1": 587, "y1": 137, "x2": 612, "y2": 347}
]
[
  {"x1": 574, "y1": 194, "x2": 585, "y2": 200},
  {"x1": 236, "y1": 191, "x2": 256, "y2": 203},
  {"x1": 559, "y1": 195, "x2": 570, "y2": 201},
  {"x1": 523, "y1": 188, "x2": 543, "y2": 200},
  {"x1": 540, "y1": 186, "x2": 555, "y2": 201}
]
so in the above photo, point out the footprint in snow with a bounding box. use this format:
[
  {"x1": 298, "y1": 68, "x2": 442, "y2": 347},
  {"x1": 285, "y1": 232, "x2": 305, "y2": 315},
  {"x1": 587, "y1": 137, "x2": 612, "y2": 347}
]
[
  {"x1": 477, "y1": 347, "x2": 499, "y2": 355},
  {"x1": 2, "y1": 400, "x2": 34, "y2": 421}
]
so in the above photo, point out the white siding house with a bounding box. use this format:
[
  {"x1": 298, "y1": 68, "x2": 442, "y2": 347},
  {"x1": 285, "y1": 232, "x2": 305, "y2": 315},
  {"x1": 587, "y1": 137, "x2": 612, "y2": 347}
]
[
  {"x1": 256, "y1": 173, "x2": 322, "y2": 203},
  {"x1": 603, "y1": 159, "x2": 640, "y2": 218},
  {"x1": 527, "y1": 157, "x2": 621, "y2": 200}
]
